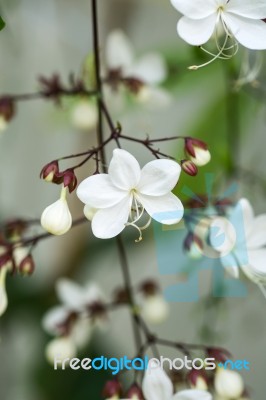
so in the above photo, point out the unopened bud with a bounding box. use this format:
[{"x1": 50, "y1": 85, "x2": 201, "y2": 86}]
[
  {"x1": 102, "y1": 380, "x2": 122, "y2": 398},
  {"x1": 41, "y1": 188, "x2": 72, "y2": 235},
  {"x1": 188, "y1": 369, "x2": 208, "y2": 390},
  {"x1": 139, "y1": 280, "x2": 159, "y2": 296},
  {"x1": 185, "y1": 138, "x2": 211, "y2": 167},
  {"x1": 141, "y1": 293, "x2": 169, "y2": 324},
  {"x1": 181, "y1": 160, "x2": 198, "y2": 176},
  {"x1": 40, "y1": 161, "x2": 59, "y2": 182},
  {"x1": 61, "y1": 169, "x2": 77, "y2": 193},
  {"x1": 215, "y1": 368, "x2": 244, "y2": 399},
  {"x1": 126, "y1": 384, "x2": 144, "y2": 399},
  {"x1": 207, "y1": 347, "x2": 231, "y2": 363},
  {"x1": 0, "y1": 97, "x2": 15, "y2": 132},
  {"x1": 19, "y1": 254, "x2": 35, "y2": 276},
  {"x1": 45, "y1": 337, "x2": 76, "y2": 365},
  {"x1": 71, "y1": 100, "x2": 98, "y2": 131}
]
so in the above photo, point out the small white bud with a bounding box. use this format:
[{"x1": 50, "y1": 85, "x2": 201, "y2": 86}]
[
  {"x1": 190, "y1": 147, "x2": 211, "y2": 167},
  {"x1": 45, "y1": 336, "x2": 76, "y2": 365},
  {"x1": 214, "y1": 369, "x2": 244, "y2": 399},
  {"x1": 141, "y1": 294, "x2": 169, "y2": 324},
  {"x1": 0, "y1": 116, "x2": 8, "y2": 133},
  {"x1": 71, "y1": 101, "x2": 98, "y2": 131},
  {"x1": 41, "y1": 188, "x2": 72, "y2": 235}
]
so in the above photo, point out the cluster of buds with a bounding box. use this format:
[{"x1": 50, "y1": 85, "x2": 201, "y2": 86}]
[
  {"x1": 181, "y1": 138, "x2": 211, "y2": 176},
  {"x1": 0, "y1": 96, "x2": 15, "y2": 133},
  {"x1": 40, "y1": 161, "x2": 77, "y2": 193}
]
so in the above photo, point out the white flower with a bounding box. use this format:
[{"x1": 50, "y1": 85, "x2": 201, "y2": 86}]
[
  {"x1": 214, "y1": 368, "x2": 244, "y2": 399},
  {"x1": 105, "y1": 30, "x2": 170, "y2": 108},
  {"x1": 170, "y1": 0, "x2": 266, "y2": 49},
  {"x1": 77, "y1": 149, "x2": 184, "y2": 240},
  {"x1": 141, "y1": 294, "x2": 169, "y2": 324},
  {"x1": 41, "y1": 187, "x2": 72, "y2": 235},
  {"x1": 71, "y1": 100, "x2": 98, "y2": 131},
  {"x1": 209, "y1": 198, "x2": 266, "y2": 283},
  {"x1": 143, "y1": 366, "x2": 212, "y2": 400},
  {"x1": 43, "y1": 278, "x2": 104, "y2": 365}
]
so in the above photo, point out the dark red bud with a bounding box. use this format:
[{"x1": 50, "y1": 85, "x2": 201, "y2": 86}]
[
  {"x1": 181, "y1": 160, "x2": 198, "y2": 176},
  {"x1": 207, "y1": 347, "x2": 232, "y2": 363},
  {"x1": 0, "y1": 96, "x2": 15, "y2": 122},
  {"x1": 188, "y1": 369, "x2": 208, "y2": 387},
  {"x1": 19, "y1": 255, "x2": 35, "y2": 276},
  {"x1": 126, "y1": 384, "x2": 144, "y2": 399},
  {"x1": 183, "y1": 232, "x2": 203, "y2": 253},
  {"x1": 88, "y1": 301, "x2": 107, "y2": 320},
  {"x1": 139, "y1": 279, "x2": 159, "y2": 296},
  {"x1": 102, "y1": 380, "x2": 122, "y2": 398},
  {"x1": 61, "y1": 169, "x2": 77, "y2": 193},
  {"x1": 185, "y1": 138, "x2": 208, "y2": 158},
  {"x1": 40, "y1": 161, "x2": 59, "y2": 182}
]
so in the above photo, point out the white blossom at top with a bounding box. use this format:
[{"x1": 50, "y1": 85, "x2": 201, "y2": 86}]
[
  {"x1": 77, "y1": 149, "x2": 184, "y2": 240},
  {"x1": 142, "y1": 366, "x2": 212, "y2": 400},
  {"x1": 170, "y1": 0, "x2": 266, "y2": 49},
  {"x1": 105, "y1": 30, "x2": 170, "y2": 107}
]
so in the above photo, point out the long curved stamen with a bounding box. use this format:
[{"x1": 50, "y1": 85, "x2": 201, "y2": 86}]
[
  {"x1": 234, "y1": 51, "x2": 263, "y2": 90},
  {"x1": 189, "y1": 10, "x2": 238, "y2": 70},
  {"x1": 125, "y1": 196, "x2": 151, "y2": 242}
]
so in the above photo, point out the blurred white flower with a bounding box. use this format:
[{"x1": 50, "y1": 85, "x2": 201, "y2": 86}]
[
  {"x1": 141, "y1": 294, "x2": 169, "y2": 324},
  {"x1": 43, "y1": 278, "x2": 104, "y2": 365},
  {"x1": 170, "y1": 0, "x2": 266, "y2": 49},
  {"x1": 0, "y1": 246, "x2": 12, "y2": 317},
  {"x1": 77, "y1": 149, "x2": 184, "y2": 240},
  {"x1": 209, "y1": 198, "x2": 266, "y2": 286},
  {"x1": 105, "y1": 30, "x2": 171, "y2": 108},
  {"x1": 41, "y1": 187, "x2": 72, "y2": 235},
  {"x1": 142, "y1": 366, "x2": 212, "y2": 400},
  {"x1": 71, "y1": 100, "x2": 98, "y2": 131},
  {"x1": 214, "y1": 368, "x2": 244, "y2": 399}
]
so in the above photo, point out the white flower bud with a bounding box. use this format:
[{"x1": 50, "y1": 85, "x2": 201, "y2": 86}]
[
  {"x1": 45, "y1": 337, "x2": 76, "y2": 365},
  {"x1": 84, "y1": 205, "x2": 98, "y2": 221},
  {"x1": 13, "y1": 246, "x2": 29, "y2": 267},
  {"x1": 0, "y1": 116, "x2": 8, "y2": 133},
  {"x1": 71, "y1": 101, "x2": 98, "y2": 131},
  {"x1": 0, "y1": 266, "x2": 8, "y2": 316},
  {"x1": 41, "y1": 189, "x2": 72, "y2": 235},
  {"x1": 190, "y1": 147, "x2": 211, "y2": 167},
  {"x1": 214, "y1": 369, "x2": 244, "y2": 399},
  {"x1": 141, "y1": 294, "x2": 169, "y2": 324}
]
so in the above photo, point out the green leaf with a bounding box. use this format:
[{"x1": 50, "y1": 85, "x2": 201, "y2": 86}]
[{"x1": 0, "y1": 16, "x2": 6, "y2": 31}]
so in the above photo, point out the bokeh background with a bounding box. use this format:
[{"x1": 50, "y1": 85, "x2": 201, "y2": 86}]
[{"x1": 0, "y1": 0, "x2": 266, "y2": 399}]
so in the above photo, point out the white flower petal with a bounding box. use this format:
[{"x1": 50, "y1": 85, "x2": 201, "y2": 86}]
[
  {"x1": 220, "y1": 253, "x2": 239, "y2": 279},
  {"x1": 235, "y1": 198, "x2": 254, "y2": 238},
  {"x1": 242, "y1": 248, "x2": 266, "y2": 283},
  {"x1": 42, "y1": 306, "x2": 69, "y2": 335},
  {"x1": 137, "y1": 159, "x2": 181, "y2": 196},
  {"x1": 227, "y1": 0, "x2": 266, "y2": 19},
  {"x1": 77, "y1": 174, "x2": 127, "y2": 208},
  {"x1": 173, "y1": 389, "x2": 212, "y2": 400},
  {"x1": 143, "y1": 367, "x2": 173, "y2": 400},
  {"x1": 70, "y1": 318, "x2": 92, "y2": 349},
  {"x1": 170, "y1": 0, "x2": 217, "y2": 19},
  {"x1": 91, "y1": 195, "x2": 131, "y2": 239},
  {"x1": 177, "y1": 14, "x2": 217, "y2": 46},
  {"x1": 106, "y1": 30, "x2": 134, "y2": 71},
  {"x1": 83, "y1": 283, "x2": 104, "y2": 304},
  {"x1": 137, "y1": 193, "x2": 184, "y2": 225},
  {"x1": 108, "y1": 149, "x2": 141, "y2": 190},
  {"x1": 56, "y1": 279, "x2": 87, "y2": 310},
  {"x1": 137, "y1": 87, "x2": 172, "y2": 109},
  {"x1": 246, "y1": 214, "x2": 266, "y2": 249},
  {"x1": 141, "y1": 295, "x2": 169, "y2": 324},
  {"x1": 127, "y1": 53, "x2": 167, "y2": 84},
  {"x1": 222, "y1": 13, "x2": 266, "y2": 50},
  {"x1": 45, "y1": 337, "x2": 77, "y2": 365},
  {"x1": 41, "y1": 198, "x2": 72, "y2": 236}
]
